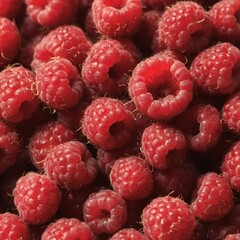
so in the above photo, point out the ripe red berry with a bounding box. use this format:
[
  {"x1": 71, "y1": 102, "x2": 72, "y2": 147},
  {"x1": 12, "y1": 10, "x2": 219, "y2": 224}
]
[
  {"x1": 0, "y1": 0, "x2": 23, "y2": 19},
  {"x1": 225, "y1": 234, "x2": 240, "y2": 240},
  {"x1": 109, "y1": 228, "x2": 147, "y2": 240}
]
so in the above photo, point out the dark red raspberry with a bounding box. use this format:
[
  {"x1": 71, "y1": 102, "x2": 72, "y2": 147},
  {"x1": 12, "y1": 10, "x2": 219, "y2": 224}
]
[
  {"x1": 29, "y1": 120, "x2": 75, "y2": 170},
  {"x1": 109, "y1": 228, "x2": 147, "y2": 240},
  {"x1": 0, "y1": 212, "x2": 31, "y2": 240},
  {"x1": 222, "y1": 91, "x2": 240, "y2": 135},
  {"x1": 157, "y1": 1, "x2": 213, "y2": 54},
  {"x1": 141, "y1": 123, "x2": 187, "y2": 170},
  {"x1": 83, "y1": 189, "x2": 127, "y2": 234},
  {"x1": 31, "y1": 25, "x2": 92, "y2": 70},
  {"x1": 82, "y1": 38, "x2": 138, "y2": 97},
  {"x1": 191, "y1": 172, "x2": 234, "y2": 222},
  {"x1": 13, "y1": 172, "x2": 61, "y2": 225},
  {"x1": 25, "y1": 0, "x2": 78, "y2": 27},
  {"x1": 41, "y1": 218, "x2": 95, "y2": 240},
  {"x1": 222, "y1": 141, "x2": 240, "y2": 191},
  {"x1": 210, "y1": 0, "x2": 240, "y2": 42},
  {"x1": 110, "y1": 156, "x2": 153, "y2": 200},
  {"x1": 142, "y1": 0, "x2": 178, "y2": 10},
  {"x1": 44, "y1": 140, "x2": 98, "y2": 189},
  {"x1": 142, "y1": 196, "x2": 195, "y2": 240},
  {"x1": 190, "y1": 42, "x2": 240, "y2": 95},
  {"x1": 0, "y1": 121, "x2": 20, "y2": 173},
  {"x1": 0, "y1": 0, "x2": 23, "y2": 19},
  {"x1": 36, "y1": 58, "x2": 84, "y2": 110},
  {"x1": 0, "y1": 17, "x2": 21, "y2": 68},
  {"x1": 225, "y1": 234, "x2": 240, "y2": 240},
  {"x1": 91, "y1": 0, "x2": 142, "y2": 37},
  {"x1": 128, "y1": 55, "x2": 193, "y2": 120},
  {"x1": 176, "y1": 103, "x2": 222, "y2": 152},
  {"x1": 82, "y1": 97, "x2": 136, "y2": 150}
]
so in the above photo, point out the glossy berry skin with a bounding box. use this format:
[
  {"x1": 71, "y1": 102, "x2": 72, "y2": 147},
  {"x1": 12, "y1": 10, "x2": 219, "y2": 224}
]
[
  {"x1": 91, "y1": 0, "x2": 142, "y2": 37},
  {"x1": 0, "y1": 212, "x2": 31, "y2": 240},
  {"x1": 141, "y1": 123, "x2": 187, "y2": 170},
  {"x1": 128, "y1": 55, "x2": 193, "y2": 120},
  {"x1": 191, "y1": 172, "x2": 234, "y2": 222},
  {"x1": 13, "y1": 173, "x2": 61, "y2": 225},
  {"x1": 41, "y1": 218, "x2": 95, "y2": 240},
  {"x1": 44, "y1": 141, "x2": 98, "y2": 190},
  {"x1": 83, "y1": 189, "x2": 127, "y2": 234},
  {"x1": 110, "y1": 156, "x2": 153, "y2": 200},
  {"x1": 190, "y1": 42, "x2": 240, "y2": 95},
  {"x1": 142, "y1": 196, "x2": 195, "y2": 240},
  {"x1": 109, "y1": 228, "x2": 147, "y2": 240}
]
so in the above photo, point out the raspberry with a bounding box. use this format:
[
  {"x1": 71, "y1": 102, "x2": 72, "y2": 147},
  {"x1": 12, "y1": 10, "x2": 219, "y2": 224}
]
[
  {"x1": 210, "y1": 0, "x2": 240, "y2": 42},
  {"x1": 110, "y1": 156, "x2": 153, "y2": 200},
  {"x1": 190, "y1": 42, "x2": 240, "y2": 95},
  {"x1": 142, "y1": 196, "x2": 195, "y2": 240},
  {"x1": 141, "y1": 123, "x2": 187, "y2": 170},
  {"x1": 91, "y1": 0, "x2": 142, "y2": 37},
  {"x1": 157, "y1": 1, "x2": 213, "y2": 53},
  {"x1": 0, "y1": 0, "x2": 23, "y2": 19},
  {"x1": 190, "y1": 172, "x2": 234, "y2": 222},
  {"x1": 0, "y1": 212, "x2": 31, "y2": 240},
  {"x1": 44, "y1": 140, "x2": 98, "y2": 189},
  {"x1": 25, "y1": 0, "x2": 78, "y2": 27},
  {"x1": 109, "y1": 228, "x2": 147, "y2": 240},
  {"x1": 225, "y1": 234, "x2": 240, "y2": 240},
  {"x1": 176, "y1": 103, "x2": 222, "y2": 152},
  {"x1": 31, "y1": 25, "x2": 92, "y2": 70},
  {"x1": 128, "y1": 55, "x2": 193, "y2": 120},
  {"x1": 0, "y1": 17, "x2": 21, "y2": 68},
  {"x1": 83, "y1": 189, "x2": 127, "y2": 234},
  {"x1": 36, "y1": 58, "x2": 84, "y2": 110},
  {"x1": 0, "y1": 66, "x2": 38, "y2": 123},
  {"x1": 222, "y1": 91, "x2": 240, "y2": 135},
  {"x1": 82, "y1": 97, "x2": 136, "y2": 150},
  {"x1": 222, "y1": 141, "x2": 240, "y2": 191},
  {"x1": 41, "y1": 218, "x2": 95, "y2": 240},
  {"x1": 82, "y1": 38, "x2": 138, "y2": 97},
  {"x1": 0, "y1": 121, "x2": 20, "y2": 173},
  {"x1": 13, "y1": 172, "x2": 61, "y2": 225}
]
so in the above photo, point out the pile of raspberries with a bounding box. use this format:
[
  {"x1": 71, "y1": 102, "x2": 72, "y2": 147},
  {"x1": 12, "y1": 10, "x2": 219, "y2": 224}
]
[{"x1": 0, "y1": 0, "x2": 240, "y2": 239}]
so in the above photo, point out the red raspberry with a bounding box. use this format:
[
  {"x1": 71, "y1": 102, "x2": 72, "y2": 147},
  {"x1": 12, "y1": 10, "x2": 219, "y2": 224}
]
[
  {"x1": 0, "y1": 17, "x2": 21, "y2": 68},
  {"x1": 36, "y1": 58, "x2": 84, "y2": 110},
  {"x1": 157, "y1": 1, "x2": 213, "y2": 54},
  {"x1": 13, "y1": 172, "x2": 61, "y2": 225},
  {"x1": 29, "y1": 120, "x2": 75, "y2": 170},
  {"x1": 190, "y1": 42, "x2": 240, "y2": 95},
  {"x1": 91, "y1": 0, "x2": 142, "y2": 37},
  {"x1": 31, "y1": 25, "x2": 92, "y2": 70},
  {"x1": 142, "y1": 0, "x2": 178, "y2": 10},
  {"x1": 128, "y1": 55, "x2": 193, "y2": 120},
  {"x1": 141, "y1": 123, "x2": 187, "y2": 170},
  {"x1": 109, "y1": 228, "x2": 147, "y2": 240},
  {"x1": 210, "y1": 0, "x2": 240, "y2": 42},
  {"x1": 41, "y1": 218, "x2": 95, "y2": 240},
  {"x1": 82, "y1": 38, "x2": 138, "y2": 97},
  {"x1": 110, "y1": 156, "x2": 153, "y2": 200},
  {"x1": 82, "y1": 97, "x2": 136, "y2": 150},
  {"x1": 142, "y1": 196, "x2": 195, "y2": 240},
  {"x1": 0, "y1": 66, "x2": 38, "y2": 123},
  {"x1": 225, "y1": 234, "x2": 240, "y2": 240},
  {"x1": 83, "y1": 189, "x2": 127, "y2": 234},
  {"x1": 0, "y1": 121, "x2": 20, "y2": 173},
  {"x1": 176, "y1": 103, "x2": 222, "y2": 152},
  {"x1": 44, "y1": 140, "x2": 98, "y2": 189},
  {"x1": 0, "y1": 212, "x2": 31, "y2": 240},
  {"x1": 191, "y1": 172, "x2": 234, "y2": 222},
  {"x1": 222, "y1": 141, "x2": 240, "y2": 191},
  {"x1": 222, "y1": 91, "x2": 240, "y2": 135},
  {"x1": 0, "y1": 0, "x2": 23, "y2": 19},
  {"x1": 25, "y1": 0, "x2": 78, "y2": 27}
]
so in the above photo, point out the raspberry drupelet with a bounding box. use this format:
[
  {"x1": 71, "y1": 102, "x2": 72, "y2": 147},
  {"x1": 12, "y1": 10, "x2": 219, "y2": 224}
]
[
  {"x1": 141, "y1": 123, "x2": 187, "y2": 170},
  {"x1": 224, "y1": 234, "x2": 240, "y2": 240},
  {"x1": 128, "y1": 54, "x2": 193, "y2": 120},
  {"x1": 0, "y1": 0, "x2": 24, "y2": 19},
  {"x1": 190, "y1": 42, "x2": 240, "y2": 95},
  {"x1": 109, "y1": 228, "x2": 147, "y2": 240},
  {"x1": 91, "y1": 0, "x2": 142, "y2": 37},
  {"x1": 83, "y1": 189, "x2": 127, "y2": 234},
  {"x1": 13, "y1": 172, "x2": 62, "y2": 225},
  {"x1": 82, "y1": 97, "x2": 136, "y2": 150},
  {"x1": 142, "y1": 196, "x2": 196, "y2": 240}
]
